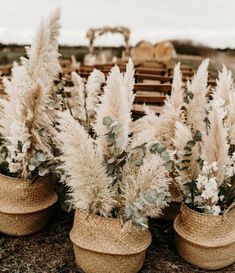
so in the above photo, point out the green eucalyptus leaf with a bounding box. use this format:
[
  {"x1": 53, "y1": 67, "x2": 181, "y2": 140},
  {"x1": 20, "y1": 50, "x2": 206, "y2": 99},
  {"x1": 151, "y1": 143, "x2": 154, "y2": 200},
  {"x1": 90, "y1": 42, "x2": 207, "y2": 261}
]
[
  {"x1": 107, "y1": 164, "x2": 115, "y2": 174},
  {"x1": 36, "y1": 153, "x2": 47, "y2": 162},
  {"x1": 184, "y1": 96, "x2": 189, "y2": 104},
  {"x1": 186, "y1": 140, "x2": 196, "y2": 147},
  {"x1": 103, "y1": 116, "x2": 112, "y2": 126},
  {"x1": 150, "y1": 143, "x2": 158, "y2": 153},
  {"x1": 38, "y1": 168, "x2": 49, "y2": 176},
  {"x1": 164, "y1": 160, "x2": 174, "y2": 171},
  {"x1": 184, "y1": 153, "x2": 193, "y2": 157},
  {"x1": 193, "y1": 131, "x2": 202, "y2": 141},
  {"x1": 156, "y1": 144, "x2": 166, "y2": 153},
  {"x1": 161, "y1": 151, "x2": 170, "y2": 161},
  {"x1": 135, "y1": 159, "x2": 143, "y2": 166},
  {"x1": 106, "y1": 132, "x2": 115, "y2": 144},
  {"x1": 181, "y1": 159, "x2": 190, "y2": 163},
  {"x1": 28, "y1": 164, "x2": 36, "y2": 171},
  {"x1": 187, "y1": 91, "x2": 194, "y2": 99}
]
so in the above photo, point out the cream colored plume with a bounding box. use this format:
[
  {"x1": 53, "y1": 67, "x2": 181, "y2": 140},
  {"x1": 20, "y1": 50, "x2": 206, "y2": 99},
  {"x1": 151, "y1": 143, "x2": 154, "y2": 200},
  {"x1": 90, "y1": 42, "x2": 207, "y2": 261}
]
[
  {"x1": 21, "y1": 8, "x2": 61, "y2": 89},
  {"x1": 173, "y1": 122, "x2": 201, "y2": 185},
  {"x1": 211, "y1": 66, "x2": 235, "y2": 144},
  {"x1": 157, "y1": 63, "x2": 185, "y2": 146},
  {"x1": 186, "y1": 59, "x2": 209, "y2": 133},
  {"x1": 70, "y1": 72, "x2": 86, "y2": 122},
  {"x1": 86, "y1": 69, "x2": 105, "y2": 121},
  {"x1": 131, "y1": 107, "x2": 159, "y2": 147},
  {"x1": 121, "y1": 152, "x2": 170, "y2": 227},
  {"x1": 94, "y1": 65, "x2": 132, "y2": 157},
  {"x1": 57, "y1": 112, "x2": 116, "y2": 216},
  {"x1": 202, "y1": 108, "x2": 229, "y2": 185},
  {"x1": 123, "y1": 58, "x2": 135, "y2": 109},
  {"x1": 212, "y1": 65, "x2": 233, "y2": 106}
]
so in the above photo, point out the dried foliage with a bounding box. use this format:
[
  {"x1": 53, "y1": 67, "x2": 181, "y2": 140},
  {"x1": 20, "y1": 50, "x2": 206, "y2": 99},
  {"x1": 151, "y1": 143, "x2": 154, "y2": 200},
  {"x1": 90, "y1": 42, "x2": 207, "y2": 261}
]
[
  {"x1": 57, "y1": 60, "x2": 171, "y2": 229},
  {"x1": 57, "y1": 113, "x2": 116, "y2": 217},
  {"x1": 185, "y1": 59, "x2": 209, "y2": 133},
  {"x1": 172, "y1": 62, "x2": 235, "y2": 215},
  {"x1": 0, "y1": 9, "x2": 61, "y2": 179}
]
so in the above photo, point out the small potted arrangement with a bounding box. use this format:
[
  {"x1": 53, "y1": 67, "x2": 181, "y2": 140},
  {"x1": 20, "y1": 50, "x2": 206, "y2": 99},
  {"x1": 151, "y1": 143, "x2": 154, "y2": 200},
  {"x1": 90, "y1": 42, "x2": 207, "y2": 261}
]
[
  {"x1": 132, "y1": 62, "x2": 188, "y2": 219},
  {"x1": 172, "y1": 64, "x2": 235, "y2": 269},
  {"x1": 57, "y1": 60, "x2": 172, "y2": 273},
  {"x1": 0, "y1": 9, "x2": 61, "y2": 236}
]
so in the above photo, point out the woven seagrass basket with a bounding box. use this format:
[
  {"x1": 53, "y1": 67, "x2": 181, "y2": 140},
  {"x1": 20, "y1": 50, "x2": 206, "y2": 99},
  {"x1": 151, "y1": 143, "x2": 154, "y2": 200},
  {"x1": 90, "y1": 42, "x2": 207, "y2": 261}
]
[
  {"x1": 70, "y1": 209, "x2": 152, "y2": 273},
  {"x1": 0, "y1": 174, "x2": 58, "y2": 236},
  {"x1": 174, "y1": 202, "x2": 235, "y2": 270}
]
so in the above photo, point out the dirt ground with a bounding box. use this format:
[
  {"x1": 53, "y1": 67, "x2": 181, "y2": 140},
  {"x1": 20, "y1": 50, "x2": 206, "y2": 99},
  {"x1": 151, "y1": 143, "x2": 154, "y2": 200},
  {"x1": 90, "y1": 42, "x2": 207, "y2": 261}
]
[{"x1": 0, "y1": 206, "x2": 234, "y2": 273}]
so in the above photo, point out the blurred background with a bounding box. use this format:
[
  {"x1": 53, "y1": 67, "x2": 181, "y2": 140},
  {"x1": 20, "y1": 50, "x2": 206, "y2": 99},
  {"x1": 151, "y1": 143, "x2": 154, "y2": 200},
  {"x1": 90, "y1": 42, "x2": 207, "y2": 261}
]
[{"x1": 0, "y1": 0, "x2": 235, "y2": 72}]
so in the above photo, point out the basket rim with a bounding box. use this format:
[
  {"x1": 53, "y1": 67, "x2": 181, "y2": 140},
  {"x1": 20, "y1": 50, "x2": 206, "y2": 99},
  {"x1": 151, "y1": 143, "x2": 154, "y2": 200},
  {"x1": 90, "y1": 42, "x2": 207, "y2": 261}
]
[
  {"x1": 181, "y1": 202, "x2": 227, "y2": 218},
  {"x1": 0, "y1": 174, "x2": 58, "y2": 214},
  {"x1": 0, "y1": 172, "x2": 51, "y2": 183},
  {"x1": 70, "y1": 209, "x2": 152, "y2": 256},
  {"x1": 174, "y1": 219, "x2": 235, "y2": 248}
]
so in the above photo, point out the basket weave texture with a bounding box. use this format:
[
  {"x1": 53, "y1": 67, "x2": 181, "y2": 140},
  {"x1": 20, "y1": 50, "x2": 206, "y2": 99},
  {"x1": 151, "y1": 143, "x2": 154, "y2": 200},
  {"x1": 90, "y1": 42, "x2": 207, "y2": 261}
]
[
  {"x1": 174, "y1": 202, "x2": 235, "y2": 269},
  {"x1": 0, "y1": 174, "x2": 58, "y2": 235},
  {"x1": 0, "y1": 174, "x2": 58, "y2": 214},
  {"x1": 70, "y1": 209, "x2": 152, "y2": 273}
]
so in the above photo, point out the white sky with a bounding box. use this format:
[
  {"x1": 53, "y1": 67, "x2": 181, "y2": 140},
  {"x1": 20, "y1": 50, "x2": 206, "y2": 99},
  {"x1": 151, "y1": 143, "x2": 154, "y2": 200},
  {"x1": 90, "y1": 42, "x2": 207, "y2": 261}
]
[{"x1": 0, "y1": 0, "x2": 234, "y2": 48}]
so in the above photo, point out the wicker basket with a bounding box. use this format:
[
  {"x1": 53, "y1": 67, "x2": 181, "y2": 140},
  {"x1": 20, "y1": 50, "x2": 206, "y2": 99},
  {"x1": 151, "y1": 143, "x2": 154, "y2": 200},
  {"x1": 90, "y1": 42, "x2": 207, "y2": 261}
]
[
  {"x1": 70, "y1": 209, "x2": 152, "y2": 273},
  {"x1": 0, "y1": 174, "x2": 58, "y2": 236},
  {"x1": 174, "y1": 202, "x2": 235, "y2": 270}
]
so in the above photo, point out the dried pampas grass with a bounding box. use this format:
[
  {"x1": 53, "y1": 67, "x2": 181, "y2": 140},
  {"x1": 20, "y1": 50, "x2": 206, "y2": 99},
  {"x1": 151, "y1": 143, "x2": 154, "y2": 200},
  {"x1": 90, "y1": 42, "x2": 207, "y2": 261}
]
[
  {"x1": 56, "y1": 112, "x2": 116, "y2": 217},
  {"x1": 202, "y1": 108, "x2": 229, "y2": 186},
  {"x1": 186, "y1": 59, "x2": 209, "y2": 133}
]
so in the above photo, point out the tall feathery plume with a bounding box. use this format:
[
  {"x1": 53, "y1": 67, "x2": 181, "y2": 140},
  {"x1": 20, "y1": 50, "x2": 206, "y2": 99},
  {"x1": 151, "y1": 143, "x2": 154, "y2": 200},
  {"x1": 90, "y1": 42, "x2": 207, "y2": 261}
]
[
  {"x1": 131, "y1": 107, "x2": 159, "y2": 147},
  {"x1": 57, "y1": 113, "x2": 116, "y2": 216},
  {"x1": 86, "y1": 69, "x2": 105, "y2": 123},
  {"x1": 0, "y1": 9, "x2": 61, "y2": 179},
  {"x1": 186, "y1": 59, "x2": 209, "y2": 133},
  {"x1": 202, "y1": 108, "x2": 229, "y2": 185},
  {"x1": 211, "y1": 66, "x2": 235, "y2": 144},
  {"x1": 212, "y1": 65, "x2": 233, "y2": 106},
  {"x1": 173, "y1": 121, "x2": 201, "y2": 190},
  {"x1": 21, "y1": 8, "x2": 61, "y2": 89},
  {"x1": 157, "y1": 63, "x2": 185, "y2": 146},
  {"x1": 123, "y1": 58, "x2": 135, "y2": 110},
  {"x1": 70, "y1": 72, "x2": 86, "y2": 123},
  {"x1": 228, "y1": 92, "x2": 235, "y2": 144},
  {"x1": 121, "y1": 153, "x2": 170, "y2": 228},
  {"x1": 94, "y1": 65, "x2": 132, "y2": 158}
]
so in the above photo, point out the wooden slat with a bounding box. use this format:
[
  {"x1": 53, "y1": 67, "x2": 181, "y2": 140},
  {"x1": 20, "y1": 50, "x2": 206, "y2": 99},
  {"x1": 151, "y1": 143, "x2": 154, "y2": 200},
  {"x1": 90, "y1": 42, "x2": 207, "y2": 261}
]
[
  {"x1": 136, "y1": 74, "x2": 172, "y2": 83},
  {"x1": 132, "y1": 104, "x2": 162, "y2": 115},
  {"x1": 135, "y1": 92, "x2": 166, "y2": 104},
  {"x1": 134, "y1": 83, "x2": 171, "y2": 93},
  {"x1": 136, "y1": 67, "x2": 166, "y2": 76}
]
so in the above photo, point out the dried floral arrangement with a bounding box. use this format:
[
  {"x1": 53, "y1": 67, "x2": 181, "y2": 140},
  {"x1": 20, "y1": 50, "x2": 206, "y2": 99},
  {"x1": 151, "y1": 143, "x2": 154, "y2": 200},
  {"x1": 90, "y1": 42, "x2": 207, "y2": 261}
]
[
  {"x1": 0, "y1": 8, "x2": 61, "y2": 179},
  {"x1": 174, "y1": 64, "x2": 235, "y2": 215},
  {"x1": 134, "y1": 60, "x2": 235, "y2": 215},
  {"x1": 56, "y1": 59, "x2": 172, "y2": 229},
  {"x1": 53, "y1": 68, "x2": 105, "y2": 132}
]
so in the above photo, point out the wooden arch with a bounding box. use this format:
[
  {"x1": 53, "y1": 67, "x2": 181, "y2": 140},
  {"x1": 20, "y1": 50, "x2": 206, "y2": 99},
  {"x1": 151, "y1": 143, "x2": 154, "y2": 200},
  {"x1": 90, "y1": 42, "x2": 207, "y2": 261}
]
[{"x1": 86, "y1": 26, "x2": 130, "y2": 59}]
